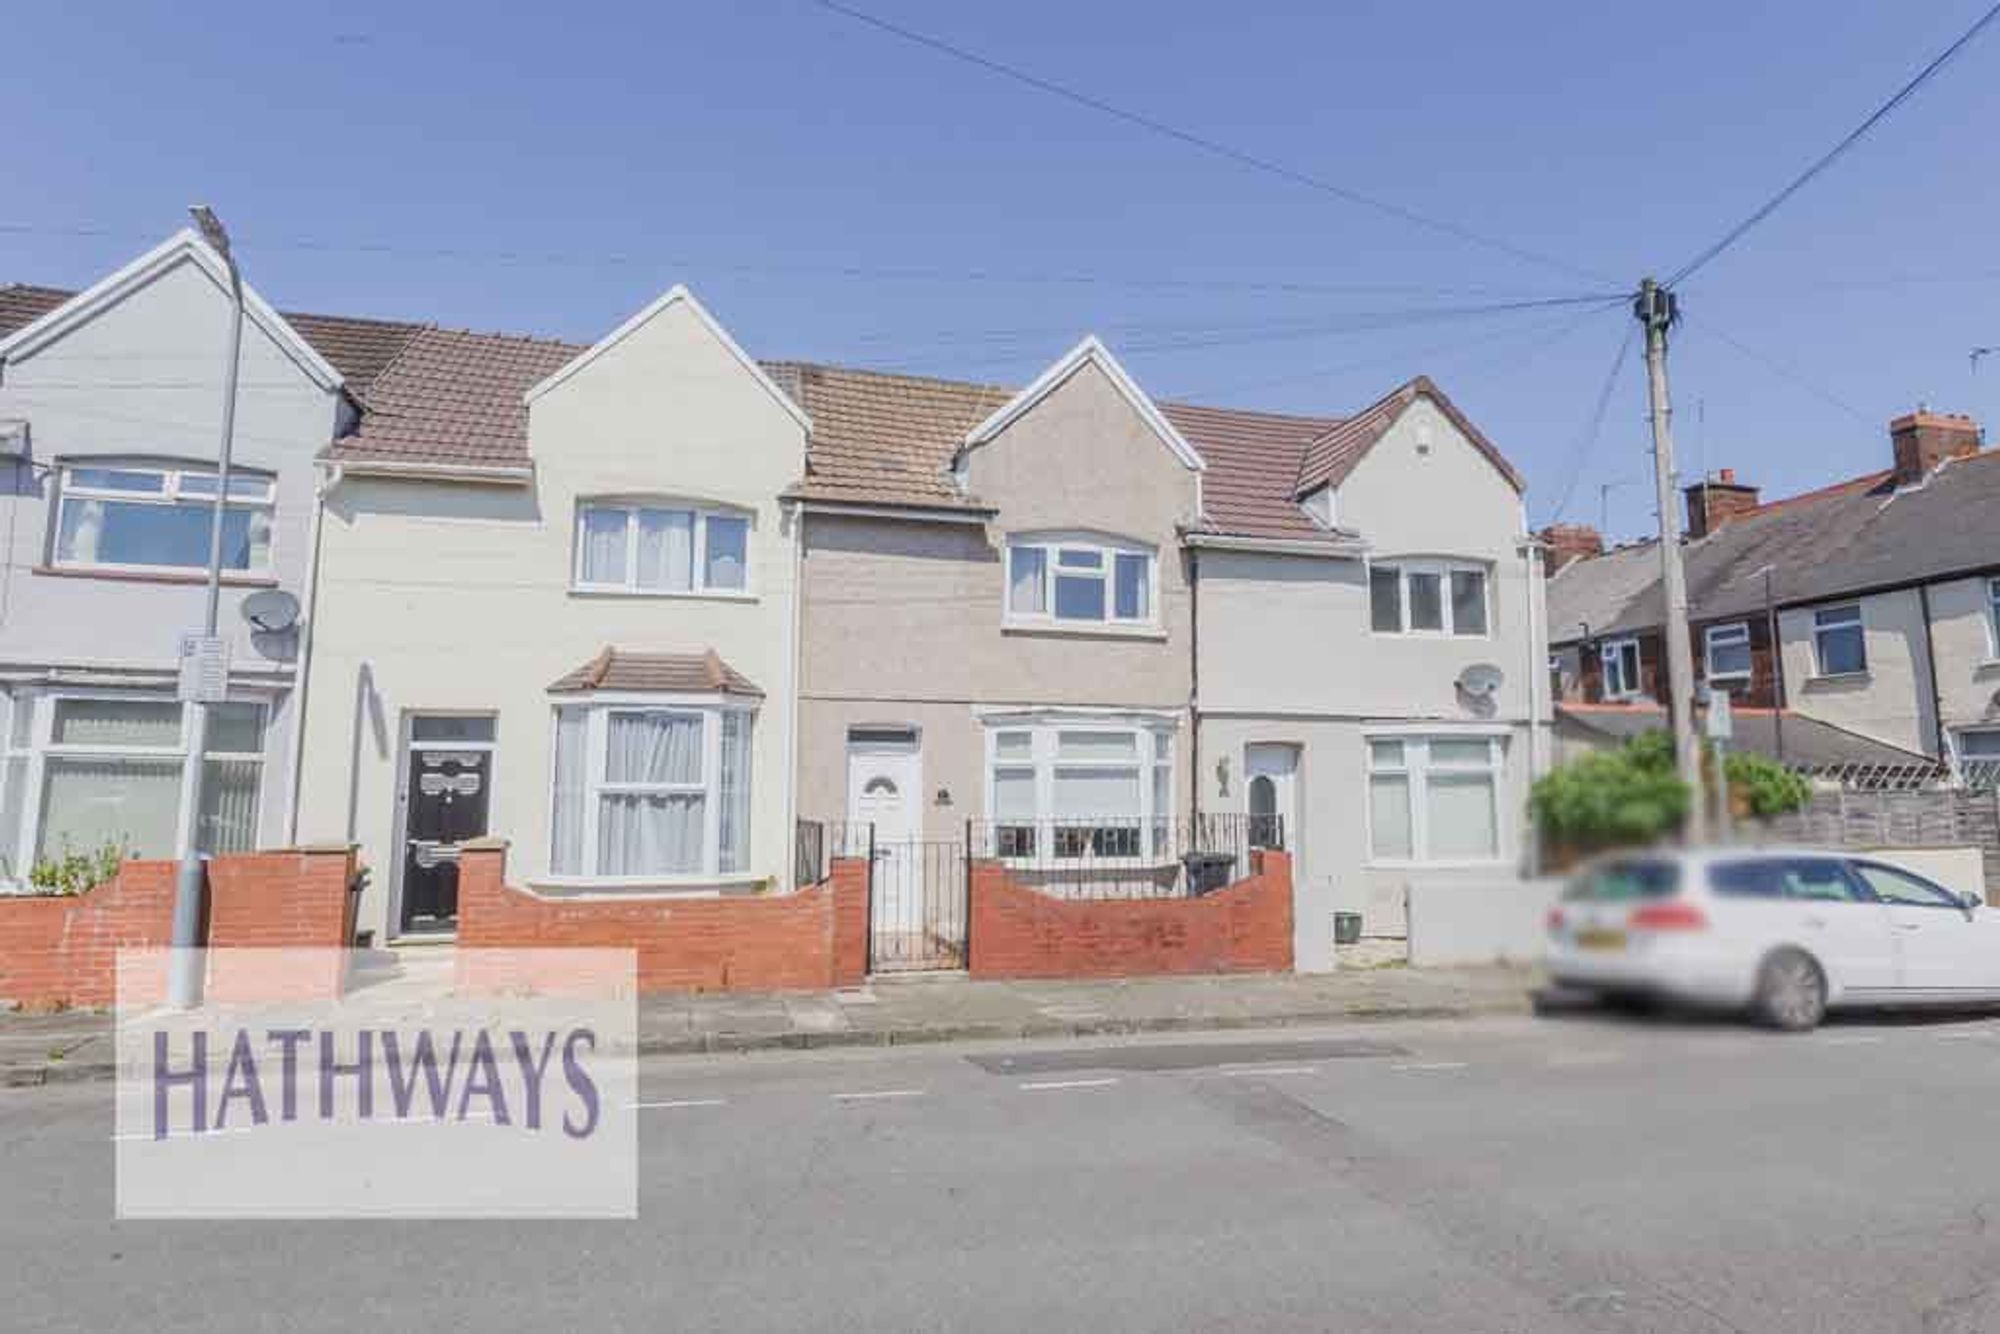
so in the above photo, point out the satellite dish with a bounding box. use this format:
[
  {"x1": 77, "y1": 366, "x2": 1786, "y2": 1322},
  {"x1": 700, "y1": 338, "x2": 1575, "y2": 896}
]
[
  {"x1": 241, "y1": 589, "x2": 301, "y2": 634},
  {"x1": 1457, "y1": 663, "x2": 1505, "y2": 698}
]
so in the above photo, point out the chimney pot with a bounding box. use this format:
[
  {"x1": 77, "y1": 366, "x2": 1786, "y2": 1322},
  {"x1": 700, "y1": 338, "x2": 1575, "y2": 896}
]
[
  {"x1": 1537, "y1": 523, "x2": 1603, "y2": 576},
  {"x1": 1890, "y1": 409, "x2": 1982, "y2": 485},
  {"x1": 1683, "y1": 470, "x2": 1761, "y2": 538}
]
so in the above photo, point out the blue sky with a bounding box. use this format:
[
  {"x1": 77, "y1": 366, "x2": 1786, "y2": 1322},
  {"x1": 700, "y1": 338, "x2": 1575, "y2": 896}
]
[{"x1": 5, "y1": 1, "x2": 1998, "y2": 538}]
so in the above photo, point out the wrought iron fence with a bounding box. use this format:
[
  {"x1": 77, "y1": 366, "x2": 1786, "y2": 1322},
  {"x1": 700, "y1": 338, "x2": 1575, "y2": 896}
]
[{"x1": 965, "y1": 813, "x2": 1280, "y2": 900}]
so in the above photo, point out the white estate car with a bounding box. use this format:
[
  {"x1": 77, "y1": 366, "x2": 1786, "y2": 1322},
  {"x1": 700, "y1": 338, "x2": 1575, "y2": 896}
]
[{"x1": 1546, "y1": 849, "x2": 2000, "y2": 1030}]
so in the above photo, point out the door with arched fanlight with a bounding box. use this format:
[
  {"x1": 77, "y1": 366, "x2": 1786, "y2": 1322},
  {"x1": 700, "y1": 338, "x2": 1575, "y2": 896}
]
[{"x1": 1244, "y1": 743, "x2": 1299, "y2": 854}]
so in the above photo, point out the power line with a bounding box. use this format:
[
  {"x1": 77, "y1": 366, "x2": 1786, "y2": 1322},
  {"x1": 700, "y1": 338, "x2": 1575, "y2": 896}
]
[
  {"x1": 1685, "y1": 315, "x2": 1875, "y2": 428},
  {"x1": 810, "y1": 0, "x2": 1614, "y2": 288},
  {"x1": 1668, "y1": 1, "x2": 2000, "y2": 287},
  {"x1": 1538, "y1": 321, "x2": 1639, "y2": 527}
]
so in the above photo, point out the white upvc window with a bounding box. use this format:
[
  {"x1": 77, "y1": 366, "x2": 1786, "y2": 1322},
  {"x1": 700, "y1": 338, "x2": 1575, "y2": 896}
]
[
  {"x1": 0, "y1": 691, "x2": 266, "y2": 882},
  {"x1": 985, "y1": 720, "x2": 1176, "y2": 860},
  {"x1": 1986, "y1": 578, "x2": 2000, "y2": 657},
  {"x1": 573, "y1": 501, "x2": 752, "y2": 596},
  {"x1": 547, "y1": 700, "x2": 755, "y2": 882},
  {"x1": 1600, "y1": 637, "x2": 1642, "y2": 699},
  {"x1": 1368, "y1": 559, "x2": 1490, "y2": 636},
  {"x1": 1366, "y1": 735, "x2": 1504, "y2": 866},
  {"x1": 1959, "y1": 728, "x2": 2000, "y2": 784},
  {"x1": 1005, "y1": 535, "x2": 1156, "y2": 628},
  {"x1": 53, "y1": 462, "x2": 276, "y2": 576},
  {"x1": 1704, "y1": 621, "x2": 1753, "y2": 682},
  {"x1": 1812, "y1": 603, "x2": 1866, "y2": 676}
]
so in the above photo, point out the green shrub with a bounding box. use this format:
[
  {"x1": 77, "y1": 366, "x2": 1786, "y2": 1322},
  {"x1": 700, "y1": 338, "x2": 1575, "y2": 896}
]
[
  {"x1": 27, "y1": 838, "x2": 129, "y2": 897},
  {"x1": 1531, "y1": 732, "x2": 1690, "y2": 849},
  {"x1": 1723, "y1": 750, "x2": 1813, "y2": 818}
]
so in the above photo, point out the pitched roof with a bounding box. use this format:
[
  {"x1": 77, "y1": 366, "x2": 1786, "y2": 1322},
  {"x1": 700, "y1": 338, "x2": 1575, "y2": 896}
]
[
  {"x1": 329, "y1": 325, "x2": 578, "y2": 470},
  {"x1": 1296, "y1": 375, "x2": 1526, "y2": 496},
  {"x1": 771, "y1": 361, "x2": 1007, "y2": 511},
  {"x1": 1546, "y1": 539, "x2": 1663, "y2": 642},
  {"x1": 1162, "y1": 401, "x2": 1344, "y2": 544},
  {"x1": 548, "y1": 647, "x2": 764, "y2": 697},
  {"x1": 0, "y1": 282, "x2": 426, "y2": 399},
  {"x1": 1556, "y1": 702, "x2": 1933, "y2": 768}
]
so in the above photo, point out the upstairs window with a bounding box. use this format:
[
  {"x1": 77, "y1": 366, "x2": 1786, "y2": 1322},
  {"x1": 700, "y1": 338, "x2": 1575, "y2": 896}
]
[
  {"x1": 1006, "y1": 537, "x2": 1155, "y2": 627},
  {"x1": 574, "y1": 502, "x2": 751, "y2": 595},
  {"x1": 1600, "y1": 637, "x2": 1642, "y2": 699},
  {"x1": 54, "y1": 463, "x2": 275, "y2": 576},
  {"x1": 1812, "y1": 604, "x2": 1866, "y2": 676},
  {"x1": 1369, "y1": 560, "x2": 1488, "y2": 636},
  {"x1": 1704, "y1": 622, "x2": 1752, "y2": 682}
]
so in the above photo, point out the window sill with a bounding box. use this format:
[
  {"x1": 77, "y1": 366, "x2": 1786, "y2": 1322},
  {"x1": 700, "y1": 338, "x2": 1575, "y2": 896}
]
[
  {"x1": 1366, "y1": 856, "x2": 1508, "y2": 871},
  {"x1": 1805, "y1": 671, "x2": 1871, "y2": 686},
  {"x1": 568, "y1": 586, "x2": 757, "y2": 604},
  {"x1": 1001, "y1": 621, "x2": 1167, "y2": 642},
  {"x1": 1370, "y1": 630, "x2": 1491, "y2": 641},
  {"x1": 33, "y1": 564, "x2": 279, "y2": 589},
  {"x1": 527, "y1": 874, "x2": 769, "y2": 898}
]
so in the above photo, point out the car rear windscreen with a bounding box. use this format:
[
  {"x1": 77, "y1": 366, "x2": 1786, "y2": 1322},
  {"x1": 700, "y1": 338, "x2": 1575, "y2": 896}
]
[{"x1": 1564, "y1": 860, "x2": 1681, "y2": 901}]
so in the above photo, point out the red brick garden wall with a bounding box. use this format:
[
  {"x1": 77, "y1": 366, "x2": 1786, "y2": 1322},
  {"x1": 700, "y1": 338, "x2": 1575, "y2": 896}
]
[
  {"x1": 0, "y1": 847, "x2": 357, "y2": 1009},
  {"x1": 455, "y1": 842, "x2": 869, "y2": 994},
  {"x1": 967, "y1": 850, "x2": 1294, "y2": 981}
]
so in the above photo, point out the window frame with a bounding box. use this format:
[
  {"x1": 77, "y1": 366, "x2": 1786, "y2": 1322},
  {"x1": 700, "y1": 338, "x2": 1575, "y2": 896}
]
[
  {"x1": 1367, "y1": 558, "x2": 1491, "y2": 638},
  {"x1": 1848, "y1": 859, "x2": 1965, "y2": 910},
  {"x1": 1599, "y1": 636, "x2": 1643, "y2": 700},
  {"x1": 1002, "y1": 534, "x2": 1159, "y2": 631},
  {"x1": 982, "y1": 718, "x2": 1177, "y2": 864},
  {"x1": 0, "y1": 688, "x2": 269, "y2": 880},
  {"x1": 1811, "y1": 603, "x2": 1867, "y2": 677},
  {"x1": 1987, "y1": 577, "x2": 2000, "y2": 659},
  {"x1": 51, "y1": 460, "x2": 277, "y2": 578},
  {"x1": 1364, "y1": 733, "x2": 1506, "y2": 868},
  {"x1": 543, "y1": 694, "x2": 758, "y2": 886},
  {"x1": 570, "y1": 500, "x2": 755, "y2": 599},
  {"x1": 1703, "y1": 621, "x2": 1753, "y2": 684}
]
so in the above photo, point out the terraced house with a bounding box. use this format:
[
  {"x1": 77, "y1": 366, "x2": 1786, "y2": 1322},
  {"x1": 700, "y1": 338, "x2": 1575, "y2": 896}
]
[{"x1": 1, "y1": 234, "x2": 1554, "y2": 973}]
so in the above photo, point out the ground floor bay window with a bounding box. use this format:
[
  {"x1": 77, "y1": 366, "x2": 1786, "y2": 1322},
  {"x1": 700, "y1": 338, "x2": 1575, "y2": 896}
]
[
  {"x1": 548, "y1": 701, "x2": 754, "y2": 883},
  {"x1": 1367, "y1": 734, "x2": 1505, "y2": 865},
  {"x1": 0, "y1": 690, "x2": 266, "y2": 882},
  {"x1": 985, "y1": 717, "x2": 1175, "y2": 859}
]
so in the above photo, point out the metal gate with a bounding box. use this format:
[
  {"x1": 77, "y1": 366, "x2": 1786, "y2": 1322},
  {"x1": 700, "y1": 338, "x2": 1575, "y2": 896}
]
[{"x1": 866, "y1": 836, "x2": 968, "y2": 973}]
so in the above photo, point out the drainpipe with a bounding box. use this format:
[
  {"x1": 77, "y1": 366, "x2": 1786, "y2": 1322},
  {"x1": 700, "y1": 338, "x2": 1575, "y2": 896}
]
[
  {"x1": 1187, "y1": 545, "x2": 1200, "y2": 825},
  {"x1": 284, "y1": 461, "x2": 336, "y2": 845},
  {"x1": 1918, "y1": 582, "x2": 1950, "y2": 765},
  {"x1": 1520, "y1": 533, "x2": 1546, "y2": 878},
  {"x1": 784, "y1": 497, "x2": 804, "y2": 885}
]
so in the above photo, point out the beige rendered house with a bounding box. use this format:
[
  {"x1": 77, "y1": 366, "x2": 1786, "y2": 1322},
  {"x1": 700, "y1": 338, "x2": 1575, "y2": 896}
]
[{"x1": 294, "y1": 288, "x2": 809, "y2": 942}]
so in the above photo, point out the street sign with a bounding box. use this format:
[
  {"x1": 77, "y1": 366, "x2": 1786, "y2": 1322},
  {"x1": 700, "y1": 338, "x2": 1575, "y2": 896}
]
[
  {"x1": 176, "y1": 634, "x2": 230, "y2": 703},
  {"x1": 1704, "y1": 688, "x2": 1734, "y2": 741}
]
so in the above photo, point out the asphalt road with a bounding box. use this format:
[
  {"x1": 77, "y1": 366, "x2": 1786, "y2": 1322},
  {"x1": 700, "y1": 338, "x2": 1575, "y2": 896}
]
[{"x1": 7, "y1": 1007, "x2": 2000, "y2": 1332}]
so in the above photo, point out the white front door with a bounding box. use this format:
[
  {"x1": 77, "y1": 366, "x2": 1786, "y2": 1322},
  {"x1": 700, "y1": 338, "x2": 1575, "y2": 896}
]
[
  {"x1": 846, "y1": 731, "x2": 922, "y2": 951},
  {"x1": 1245, "y1": 743, "x2": 1300, "y2": 854}
]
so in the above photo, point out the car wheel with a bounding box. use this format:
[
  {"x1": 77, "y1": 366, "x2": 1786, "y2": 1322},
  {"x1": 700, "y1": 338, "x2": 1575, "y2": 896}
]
[{"x1": 1753, "y1": 949, "x2": 1826, "y2": 1032}]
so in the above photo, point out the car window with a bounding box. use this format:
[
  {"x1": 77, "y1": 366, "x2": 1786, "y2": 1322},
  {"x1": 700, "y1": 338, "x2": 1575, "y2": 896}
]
[
  {"x1": 1564, "y1": 859, "x2": 1681, "y2": 901},
  {"x1": 1850, "y1": 862, "x2": 1961, "y2": 909},
  {"x1": 1709, "y1": 860, "x2": 1786, "y2": 899},
  {"x1": 1775, "y1": 859, "x2": 1864, "y2": 903}
]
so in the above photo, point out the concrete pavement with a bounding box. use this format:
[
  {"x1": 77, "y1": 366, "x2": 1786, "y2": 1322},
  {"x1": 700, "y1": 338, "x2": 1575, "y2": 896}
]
[
  {"x1": 8, "y1": 1007, "x2": 2000, "y2": 1330},
  {"x1": 0, "y1": 963, "x2": 1535, "y2": 1086}
]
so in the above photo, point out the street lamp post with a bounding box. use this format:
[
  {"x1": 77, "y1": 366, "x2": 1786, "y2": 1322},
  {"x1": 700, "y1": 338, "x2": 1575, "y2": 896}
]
[{"x1": 166, "y1": 204, "x2": 245, "y2": 1009}]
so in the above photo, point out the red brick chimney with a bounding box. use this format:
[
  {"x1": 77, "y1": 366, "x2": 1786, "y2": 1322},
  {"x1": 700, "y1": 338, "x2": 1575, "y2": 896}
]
[
  {"x1": 1539, "y1": 523, "x2": 1604, "y2": 575},
  {"x1": 1683, "y1": 468, "x2": 1761, "y2": 539},
  {"x1": 1890, "y1": 409, "x2": 1981, "y2": 485}
]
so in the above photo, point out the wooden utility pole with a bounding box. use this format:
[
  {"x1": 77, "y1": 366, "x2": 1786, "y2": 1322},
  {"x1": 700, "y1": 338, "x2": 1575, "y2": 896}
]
[{"x1": 1635, "y1": 278, "x2": 1708, "y2": 841}]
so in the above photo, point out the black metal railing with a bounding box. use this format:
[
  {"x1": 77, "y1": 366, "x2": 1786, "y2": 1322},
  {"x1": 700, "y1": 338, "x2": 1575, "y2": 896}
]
[{"x1": 965, "y1": 813, "x2": 1281, "y2": 900}]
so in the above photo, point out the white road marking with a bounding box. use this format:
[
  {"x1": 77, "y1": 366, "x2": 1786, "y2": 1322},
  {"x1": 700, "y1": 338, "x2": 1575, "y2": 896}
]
[
  {"x1": 1934, "y1": 1030, "x2": 2000, "y2": 1042},
  {"x1": 1392, "y1": 1061, "x2": 1468, "y2": 1072},
  {"x1": 1019, "y1": 1077, "x2": 1120, "y2": 1091},
  {"x1": 832, "y1": 1089, "x2": 927, "y2": 1102},
  {"x1": 631, "y1": 1098, "x2": 728, "y2": 1110},
  {"x1": 1217, "y1": 1065, "x2": 1317, "y2": 1078},
  {"x1": 1819, "y1": 1035, "x2": 1884, "y2": 1046}
]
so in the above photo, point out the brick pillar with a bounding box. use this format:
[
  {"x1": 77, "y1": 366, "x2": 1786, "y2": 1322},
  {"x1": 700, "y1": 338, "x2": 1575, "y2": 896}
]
[{"x1": 829, "y1": 857, "x2": 869, "y2": 987}]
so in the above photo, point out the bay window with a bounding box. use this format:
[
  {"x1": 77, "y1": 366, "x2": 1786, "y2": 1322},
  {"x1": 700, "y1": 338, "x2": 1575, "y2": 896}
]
[
  {"x1": 1367, "y1": 735, "x2": 1503, "y2": 864},
  {"x1": 1369, "y1": 560, "x2": 1489, "y2": 636},
  {"x1": 53, "y1": 463, "x2": 275, "y2": 576},
  {"x1": 574, "y1": 501, "x2": 751, "y2": 595},
  {"x1": 985, "y1": 721, "x2": 1175, "y2": 859},
  {"x1": 0, "y1": 692, "x2": 266, "y2": 880},
  {"x1": 547, "y1": 702, "x2": 754, "y2": 881},
  {"x1": 1005, "y1": 536, "x2": 1156, "y2": 627}
]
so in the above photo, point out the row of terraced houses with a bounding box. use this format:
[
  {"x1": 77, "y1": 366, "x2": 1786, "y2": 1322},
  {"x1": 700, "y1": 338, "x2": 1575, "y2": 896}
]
[{"x1": 0, "y1": 230, "x2": 1552, "y2": 974}]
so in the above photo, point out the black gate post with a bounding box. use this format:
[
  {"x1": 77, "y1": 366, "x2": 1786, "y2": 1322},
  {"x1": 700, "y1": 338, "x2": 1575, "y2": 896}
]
[
  {"x1": 864, "y1": 821, "x2": 876, "y2": 976},
  {"x1": 961, "y1": 817, "x2": 974, "y2": 972}
]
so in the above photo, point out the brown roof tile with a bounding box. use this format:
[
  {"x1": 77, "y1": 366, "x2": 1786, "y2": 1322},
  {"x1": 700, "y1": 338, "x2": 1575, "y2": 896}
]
[
  {"x1": 1296, "y1": 375, "x2": 1525, "y2": 496},
  {"x1": 0, "y1": 284, "x2": 70, "y2": 338},
  {"x1": 548, "y1": 647, "x2": 764, "y2": 697},
  {"x1": 1161, "y1": 400, "x2": 1345, "y2": 544},
  {"x1": 329, "y1": 325, "x2": 580, "y2": 469},
  {"x1": 769, "y1": 361, "x2": 1009, "y2": 510}
]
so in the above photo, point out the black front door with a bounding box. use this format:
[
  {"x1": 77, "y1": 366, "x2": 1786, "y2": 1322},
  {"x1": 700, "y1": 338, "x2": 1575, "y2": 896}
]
[{"x1": 400, "y1": 743, "x2": 491, "y2": 932}]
